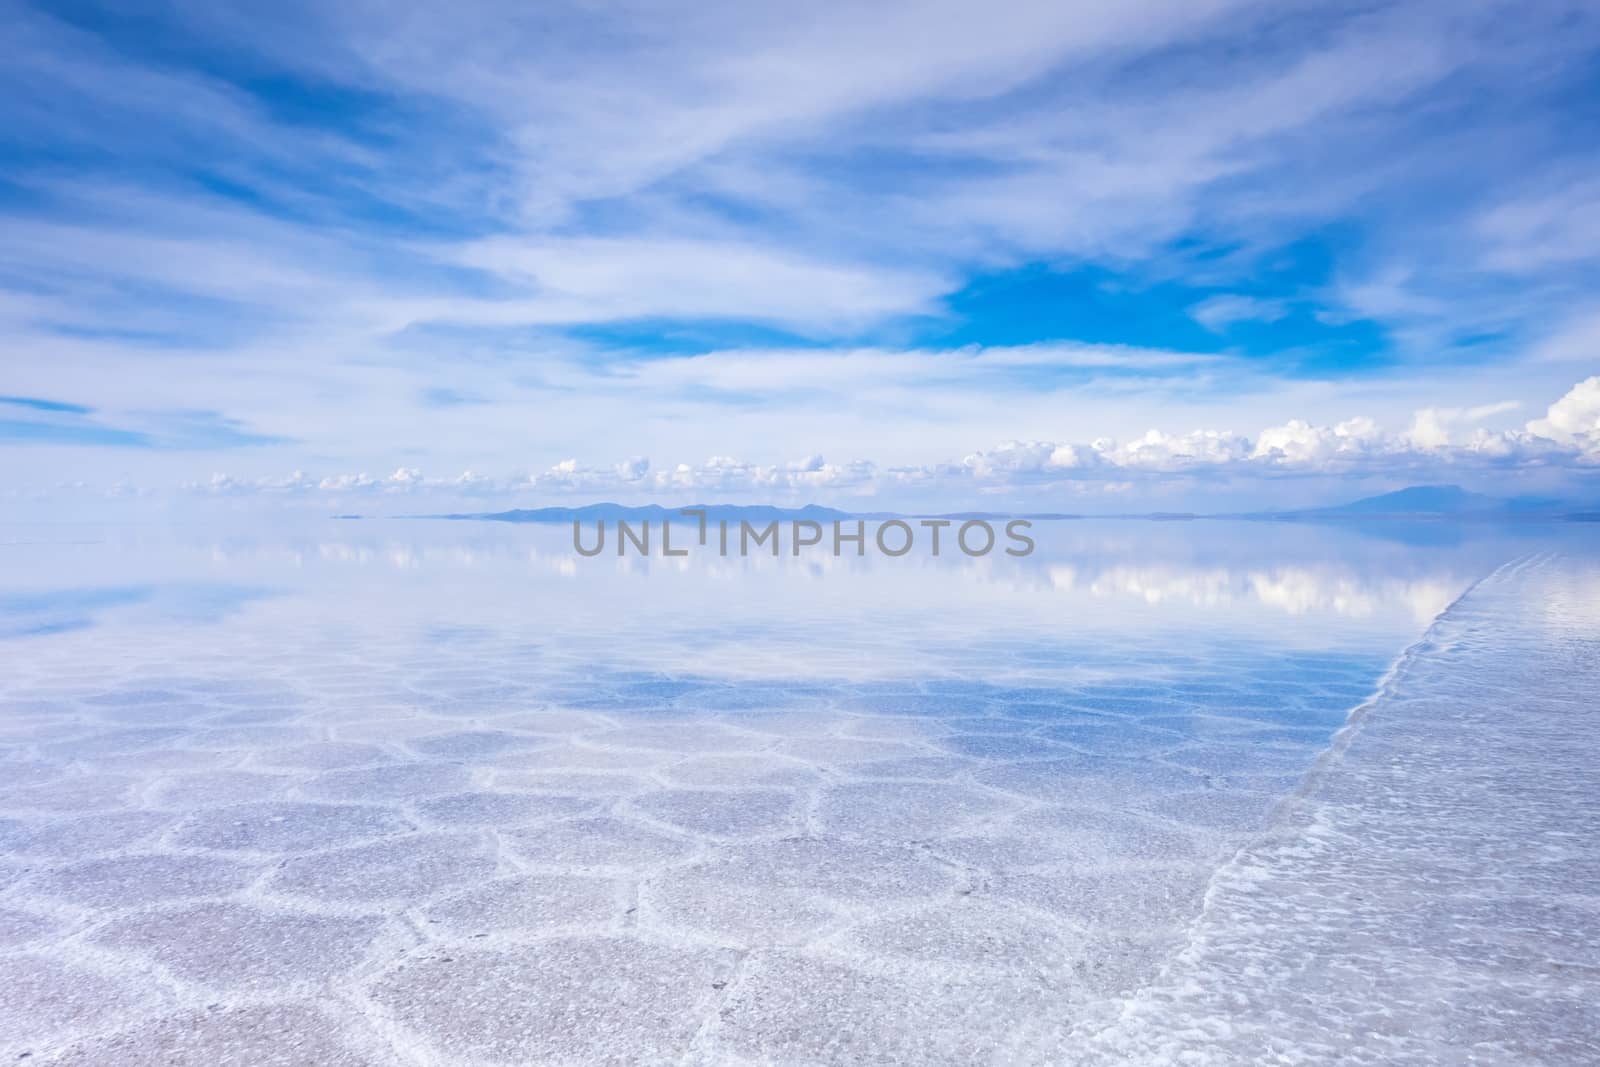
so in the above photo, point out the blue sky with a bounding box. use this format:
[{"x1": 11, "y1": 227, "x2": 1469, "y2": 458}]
[{"x1": 2, "y1": 0, "x2": 1599, "y2": 512}]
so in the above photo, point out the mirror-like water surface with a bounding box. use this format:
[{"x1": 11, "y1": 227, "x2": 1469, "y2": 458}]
[{"x1": 1, "y1": 519, "x2": 1595, "y2": 1064}]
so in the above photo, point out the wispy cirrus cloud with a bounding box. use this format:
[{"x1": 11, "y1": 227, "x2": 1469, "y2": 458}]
[
  {"x1": 1189, "y1": 295, "x2": 1290, "y2": 333},
  {"x1": 0, "y1": 395, "x2": 289, "y2": 450},
  {"x1": 3, "y1": 1, "x2": 1600, "y2": 509},
  {"x1": 0, "y1": 395, "x2": 94, "y2": 415}
]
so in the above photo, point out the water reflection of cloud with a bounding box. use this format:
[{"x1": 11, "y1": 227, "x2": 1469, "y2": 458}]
[
  {"x1": 1045, "y1": 563, "x2": 1463, "y2": 624},
  {"x1": 7, "y1": 519, "x2": 1580, "y2": 649},
  {"x1": 196, "y1": 534, "x2": 1480, "y2": 626},
  {"x1": 1246, "y1": 571, "x2": 1458, "y2": 625}
]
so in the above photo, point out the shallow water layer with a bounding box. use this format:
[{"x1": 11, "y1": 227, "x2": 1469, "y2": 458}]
[
  {"x1": 0, "y1": 519, "x2": 1592, "y2": 1064},
  {"x1": 1083, "y1": 551, "x2": 1600, "y2": 1066}
]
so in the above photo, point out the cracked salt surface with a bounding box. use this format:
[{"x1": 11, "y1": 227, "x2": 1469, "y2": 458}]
[{"x1": 0, "y1": 520, "x2": 1593, "y2": 1064}]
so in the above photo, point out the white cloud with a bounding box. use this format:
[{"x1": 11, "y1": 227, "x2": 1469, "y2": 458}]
[
  {"x1": 178, "y1": 374, "x2": 1598, "y2": 504},
  {"x1": 1525, "y1": 310, "x2": 1600, "y2": 365},
  {"x1": 1251, "y1": 416, "x2": 1382, "y2": 465},
  {"x1": 5, "y1": 1, "x2": 1600, "y2": 511},
  {"x1": 1189, "y1": 294, "x2": 1289, "y2": 332},
  {"x1": 441, "y1": 236, "x2": 950, "y2": 332},
  {"x1": 1476, "y1": 178, "x2": 1600, "y2": 273},
  {"x1": 1404, "y1": 408, "x2": 1452, "y2": 450},
  {"x1": 1527, "y1": 375, "x2": 1600, "y2": 445},
  {"x1": 10, "y1": 0, "x2": 1594, "y2": 350},
  {"x1": 1402, "y1": 401, "x2": 1523, "y2": 450}
]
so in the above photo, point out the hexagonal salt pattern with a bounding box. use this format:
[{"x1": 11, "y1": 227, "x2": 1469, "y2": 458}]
[
  {"x1": 0, "y1": 635, "x2": 1385, "y2": 1064},
  {"x1": 367, "y1": 937, "x2": 739, "y2": 1063},
  {"x1": 39, "y1": 1004, "x2": 391, "y2": 1066},
  {"x1": 3, "y1": 525, "x2": 1588, "y2": 1064}
]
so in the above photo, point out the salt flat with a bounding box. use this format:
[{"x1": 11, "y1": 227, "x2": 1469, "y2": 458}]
[
  {"x1": 0, "y1": 521, "x2": 1592, "y2": 1064},
  {"x1": 1082, "y1": 552, "x2": 1600, "y2": 1065}
]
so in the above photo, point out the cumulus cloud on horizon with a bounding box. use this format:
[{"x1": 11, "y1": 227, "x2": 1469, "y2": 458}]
[{"x1": 171, "y1": 376, "x2": 1600, "y2": 506}]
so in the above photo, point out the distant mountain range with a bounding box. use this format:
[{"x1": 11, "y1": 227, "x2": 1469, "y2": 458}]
[
  {"x1": 437, "y1": 503, "x2": 1090, "y2": 523},
  {"x1": 413, "y1": 485, "x2": 1594, "y2": 525},
  {"x1": 439, "y1": 503, "x2": 855, "y2": 524},
  {"x1": 1241, "y1": 484, "x2": 1598, "y2": 521}
]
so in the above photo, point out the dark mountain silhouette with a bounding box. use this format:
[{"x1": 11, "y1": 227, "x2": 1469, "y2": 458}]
[
  {"x1": 399, "y1": 487, "x2": 1594, "y2": 525},
  {"x1": 440, "y1": 503, "x2": 854, "y2": 524},
  {"x1": 1248, "y1": 484, "x2": 1595, "y2": 520}
]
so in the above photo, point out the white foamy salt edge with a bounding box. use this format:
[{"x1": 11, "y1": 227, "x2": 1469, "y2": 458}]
[{"x1": 1076, "y1": 552, "x2": 1600, "y2": 1066}]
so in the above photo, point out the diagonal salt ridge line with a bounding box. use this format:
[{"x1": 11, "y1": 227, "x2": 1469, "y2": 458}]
[
  {"x1": 1068, "y1": 550, "x2": 1544, "y2": 1052},
  {"x1": 1074, "y1": 549, "x2": 1600, "y2": 1064}
]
